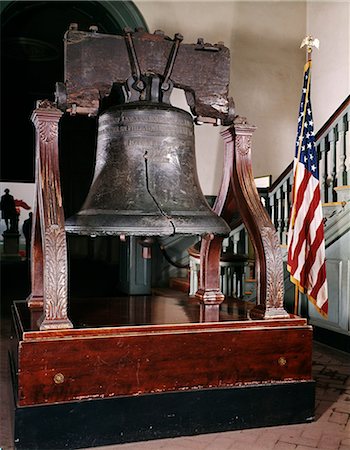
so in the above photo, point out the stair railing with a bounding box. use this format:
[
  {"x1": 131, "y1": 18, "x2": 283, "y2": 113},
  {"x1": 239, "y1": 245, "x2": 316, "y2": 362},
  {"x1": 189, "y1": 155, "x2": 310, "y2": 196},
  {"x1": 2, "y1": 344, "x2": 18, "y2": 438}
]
[
  {"x1": 269, "y1": 95, "x2": 349, "y2": 233},
  {"x1": 188, "y1": 96, "x2": 350, "y2": 299}
]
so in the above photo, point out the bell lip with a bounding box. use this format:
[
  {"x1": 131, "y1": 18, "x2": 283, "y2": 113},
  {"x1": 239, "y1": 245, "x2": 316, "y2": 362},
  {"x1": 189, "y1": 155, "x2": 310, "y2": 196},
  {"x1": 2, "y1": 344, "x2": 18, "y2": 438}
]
[
  {"x1": 65, "y1": 226, "x2": 230, "y2": 237},
  {"x1": 65, "y1": 211, "x2": 231, "y2": 237}
]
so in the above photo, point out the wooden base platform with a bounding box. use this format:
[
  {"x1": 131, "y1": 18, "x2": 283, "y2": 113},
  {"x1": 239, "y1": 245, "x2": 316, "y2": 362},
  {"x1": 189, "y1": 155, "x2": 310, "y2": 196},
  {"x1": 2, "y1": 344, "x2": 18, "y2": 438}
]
[{"x1": 11, "y1": 292, "x2": 315, "y2": 449}]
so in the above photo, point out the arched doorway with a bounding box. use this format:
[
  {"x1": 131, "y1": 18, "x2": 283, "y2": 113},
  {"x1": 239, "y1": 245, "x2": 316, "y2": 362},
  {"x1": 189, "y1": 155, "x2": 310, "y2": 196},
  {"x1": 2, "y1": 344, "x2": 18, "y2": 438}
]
[
  {"x1": 1, "y1": 1, "x2": 148, "y2": 294},
  {"x1": 0, "y1": 1, "x2": 147, "y2": 190}
]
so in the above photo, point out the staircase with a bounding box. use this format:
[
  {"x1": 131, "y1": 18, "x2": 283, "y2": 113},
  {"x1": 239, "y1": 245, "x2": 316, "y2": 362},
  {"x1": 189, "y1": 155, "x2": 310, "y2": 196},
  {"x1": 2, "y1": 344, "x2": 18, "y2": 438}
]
[
  {"x1": 168, "y1": 96, "x2": 350, "y2": 342},
  {"x1": 268, "y1": 96, "x2": 350, "y2": 341}
]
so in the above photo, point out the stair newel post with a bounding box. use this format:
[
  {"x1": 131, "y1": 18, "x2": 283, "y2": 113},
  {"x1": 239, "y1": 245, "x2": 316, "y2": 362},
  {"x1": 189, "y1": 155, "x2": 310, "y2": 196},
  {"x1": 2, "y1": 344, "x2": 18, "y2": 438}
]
[
  {"x1": 30, "y1": 100, "x2": 73, "y2": 331},
  {"x1": 223, "y1": 117, "x2": 289, "y2": 319}
]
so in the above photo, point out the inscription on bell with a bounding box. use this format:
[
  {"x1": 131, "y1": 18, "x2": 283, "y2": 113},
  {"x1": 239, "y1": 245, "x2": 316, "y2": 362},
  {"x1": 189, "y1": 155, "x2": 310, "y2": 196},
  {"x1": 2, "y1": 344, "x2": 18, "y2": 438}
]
[
  {"x1": 118, "y1": 112, "x2": 191, "y2": 126},
  {"x1": 100, "y1": 106, "x2": 194, "y2": 138},
  {"x1": 108, "y1": 123, "x2": 193, "y2": 137}
]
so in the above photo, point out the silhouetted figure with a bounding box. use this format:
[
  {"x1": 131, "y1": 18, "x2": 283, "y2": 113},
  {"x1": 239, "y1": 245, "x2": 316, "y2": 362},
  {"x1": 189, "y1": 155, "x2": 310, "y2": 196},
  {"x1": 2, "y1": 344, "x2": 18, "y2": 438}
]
[
  {"x1": 1, "y1": 188, "x2": 17, "y2": 232},
  {"x1": 23, "y1": 212, "x2": 33, "y2": 259}
]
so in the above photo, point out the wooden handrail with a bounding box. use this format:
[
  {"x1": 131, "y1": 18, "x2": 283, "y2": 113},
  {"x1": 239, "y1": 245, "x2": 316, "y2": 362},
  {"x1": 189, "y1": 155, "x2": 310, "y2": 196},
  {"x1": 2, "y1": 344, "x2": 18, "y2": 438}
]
[
  {"x1": 315, "y1": 94, "x2": 350, "y2": 141},
  {"x1": 269, "y1": 95, "x2": 350, "y2": 193},
  {"x1": 268, "y1": 162, "x2": 293, "y2": 193}
]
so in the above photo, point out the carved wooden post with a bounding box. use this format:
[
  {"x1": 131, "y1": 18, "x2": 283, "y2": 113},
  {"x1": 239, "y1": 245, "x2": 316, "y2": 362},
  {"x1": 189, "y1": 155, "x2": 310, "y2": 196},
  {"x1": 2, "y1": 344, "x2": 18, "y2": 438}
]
[
  {"x1": 195, "y1": 117, "x2": 239, "y2": 322},
  {"x1": 26, "y1": 204, "x2": 44, "y2": 329},
  {"x1": 29, "y1": 100, "x2": 73, "y2": 330},
  {"x1": 195, "y1": 233, "x2": 225, "y2": 322},
  {"x1": 223, "y1": 117, "x2": 289, "y2": 319}
]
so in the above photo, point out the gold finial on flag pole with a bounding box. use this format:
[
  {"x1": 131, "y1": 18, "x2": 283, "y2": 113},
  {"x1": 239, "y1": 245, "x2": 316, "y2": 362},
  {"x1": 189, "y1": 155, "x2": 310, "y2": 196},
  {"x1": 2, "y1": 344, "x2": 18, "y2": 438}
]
[{"x1": 300, "y1": 35, "x2": 320, "y2": 61}]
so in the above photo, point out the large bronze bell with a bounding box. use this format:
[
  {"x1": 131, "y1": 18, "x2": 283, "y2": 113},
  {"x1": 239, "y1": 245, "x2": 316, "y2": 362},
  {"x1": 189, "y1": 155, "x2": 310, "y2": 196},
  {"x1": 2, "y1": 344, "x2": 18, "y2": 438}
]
[{"x1": 65, "y1": 101, "x2": 230, "y2": 237}]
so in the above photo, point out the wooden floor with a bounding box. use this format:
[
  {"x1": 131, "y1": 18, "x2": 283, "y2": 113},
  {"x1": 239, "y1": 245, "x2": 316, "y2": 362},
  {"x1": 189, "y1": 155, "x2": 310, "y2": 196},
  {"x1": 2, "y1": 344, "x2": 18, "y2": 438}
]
[{"x1": 16, "y1": 288, "x2": 254, "y2": 331}]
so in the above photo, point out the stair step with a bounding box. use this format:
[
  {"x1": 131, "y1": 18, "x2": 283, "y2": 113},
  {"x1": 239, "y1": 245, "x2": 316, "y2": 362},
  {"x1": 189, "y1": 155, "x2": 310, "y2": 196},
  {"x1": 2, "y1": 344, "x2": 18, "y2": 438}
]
[{"x1": 169, "y1": 277, "x2": 190, "y2": 293}]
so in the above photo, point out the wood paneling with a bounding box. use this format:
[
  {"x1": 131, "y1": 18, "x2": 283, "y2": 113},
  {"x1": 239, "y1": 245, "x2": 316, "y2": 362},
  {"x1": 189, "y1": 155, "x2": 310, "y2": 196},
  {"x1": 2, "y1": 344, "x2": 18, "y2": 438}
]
[{"x1": 18, "y1": 321, "x2": 312, "y2": 406}]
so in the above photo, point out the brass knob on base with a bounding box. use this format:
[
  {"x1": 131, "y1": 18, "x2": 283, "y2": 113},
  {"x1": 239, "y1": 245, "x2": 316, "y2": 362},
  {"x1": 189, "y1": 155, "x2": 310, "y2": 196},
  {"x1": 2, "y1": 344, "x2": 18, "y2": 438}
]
[
  {"x1": 54, "y1": 373, "x2": 65, "y2": 384},
  {"x1": 278, "y1": 357, "x2": 287, "y2": 367}
]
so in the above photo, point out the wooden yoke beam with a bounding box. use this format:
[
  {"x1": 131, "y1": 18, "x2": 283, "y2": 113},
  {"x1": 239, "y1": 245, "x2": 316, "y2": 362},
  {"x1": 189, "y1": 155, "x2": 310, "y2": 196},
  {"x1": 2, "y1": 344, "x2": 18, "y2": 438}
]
[{"x1": 29, "y1": 100, "x2": 73, "y2": 330}]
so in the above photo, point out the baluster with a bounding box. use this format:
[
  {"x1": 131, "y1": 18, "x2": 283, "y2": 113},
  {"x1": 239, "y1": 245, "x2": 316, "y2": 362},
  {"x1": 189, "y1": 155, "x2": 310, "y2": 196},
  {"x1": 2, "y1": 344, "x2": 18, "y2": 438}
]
[
  {"x1": 189, "y1": 258, "x2": 196, "y2": 296},
  {"x1": 269, "y1": 193, "x2": 276, "y2": 230},
  {"x1": 335, "y1": 118, "x2": 346, "y2": 188},
  {"x1": 220, "y1": 266, "x2": 224, "y2": 295},
  {"x1": 219, "y1": 266, "x2": 223, "y2": 294},
  {"x1": 319, "y1": 138, "x2": 327, "y2": 203},
  {"x1": 238, "y1": 227, "x2": 244, "y2": 255},
  {"x1": 237, "y1": 276, "x2": 241, "y2": 298},
  {"x1": 223, "y1": 266, "x2": 228, "y2": 296},
  {"x1": 222, "y1": 236, "x2": 229, "y2": 254},
  {"x1": 232, "y1": 269, "x2": 237, "y2": 297},
  {"x1": 282, "y1": 181, "x2": 289, "y2": 245},
  {"x1": 327, "y1": 128, "x2": 337, "y2": 201},
  {"x1": 343, "y1": 113, "x2": 350, "y2": 184},
  {"x1": 239, "y1": 268, "x2": 243, "y2": 297},
  {"x1": 194, "y1": 261, "x2": 199, "y2": 295},
  {"x1": 232, "y1": 232, "x2": 240, "y2": 254},
  {"x1": 243, "y1": 226, "x2": 249, "y2": 255},
  {"x1": 225, "y1": 266, "x2": 232, "y2": 296},
  {"x1": 276, "y1": 187, "x2": 282, "y2": 242}
]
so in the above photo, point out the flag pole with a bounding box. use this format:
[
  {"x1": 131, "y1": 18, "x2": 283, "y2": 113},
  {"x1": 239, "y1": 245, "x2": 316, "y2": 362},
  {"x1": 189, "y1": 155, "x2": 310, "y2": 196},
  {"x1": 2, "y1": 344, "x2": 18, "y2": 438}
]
[
  {"x1": 293, "y1": 35, "x2": 319, "y2": 316},
  {"x1": 294, "y1": 286, "x2": 299, "y2": 315}
]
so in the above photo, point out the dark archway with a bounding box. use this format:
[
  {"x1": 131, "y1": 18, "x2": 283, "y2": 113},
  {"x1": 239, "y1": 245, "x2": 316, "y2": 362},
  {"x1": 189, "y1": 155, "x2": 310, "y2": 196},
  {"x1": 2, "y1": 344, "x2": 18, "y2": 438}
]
[
  {"x1": 1, "y1": 1, "x2": 148, "y2": 295},
  {"x1": 0, "y1": 1, "x2": 147, "y2": 193}
]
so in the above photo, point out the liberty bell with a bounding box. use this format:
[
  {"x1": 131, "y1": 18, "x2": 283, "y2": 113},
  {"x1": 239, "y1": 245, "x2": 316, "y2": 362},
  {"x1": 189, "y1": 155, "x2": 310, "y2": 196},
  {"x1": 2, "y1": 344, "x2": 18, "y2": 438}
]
[{"x1": 65, "y1": 31, "x2": 230, "y2": 238}]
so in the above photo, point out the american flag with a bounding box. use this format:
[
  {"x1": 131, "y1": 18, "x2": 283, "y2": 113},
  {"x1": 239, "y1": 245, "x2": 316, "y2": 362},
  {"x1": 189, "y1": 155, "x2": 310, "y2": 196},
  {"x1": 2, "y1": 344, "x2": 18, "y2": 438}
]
[{"x1": 287, "y1": 60, "x2": 328, "y2": 317}]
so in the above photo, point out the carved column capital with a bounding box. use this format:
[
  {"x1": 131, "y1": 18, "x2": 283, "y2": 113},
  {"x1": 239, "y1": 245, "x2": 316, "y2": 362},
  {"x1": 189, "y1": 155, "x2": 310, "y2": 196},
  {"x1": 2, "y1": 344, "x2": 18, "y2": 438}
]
[{"x1": 31, "y1": 100, "x2": 63, "y2": 123}]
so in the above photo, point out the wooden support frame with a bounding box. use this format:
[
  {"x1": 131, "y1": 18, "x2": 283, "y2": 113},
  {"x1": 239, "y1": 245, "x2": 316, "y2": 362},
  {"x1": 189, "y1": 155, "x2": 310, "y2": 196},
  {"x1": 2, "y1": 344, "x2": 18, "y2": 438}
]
[
  {"x1": 196, "y1": 117, "x2": 289, "y2": 319},
  {"x1": 27, "y1": 104, "x2": 288, "y2": 327},
  {"x1": 11, "y1": 30, "x2": 315, "y2": 450},
  {"x1": 28, "y1": 100, "x2": 72, "y2": 331}
]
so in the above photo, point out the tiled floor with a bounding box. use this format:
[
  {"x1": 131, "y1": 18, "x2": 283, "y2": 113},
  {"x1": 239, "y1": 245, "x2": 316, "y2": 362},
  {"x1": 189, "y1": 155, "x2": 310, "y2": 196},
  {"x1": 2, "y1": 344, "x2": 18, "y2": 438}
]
[{"x1": 1, "y1": 315, "x2": 349, "y2": 450}]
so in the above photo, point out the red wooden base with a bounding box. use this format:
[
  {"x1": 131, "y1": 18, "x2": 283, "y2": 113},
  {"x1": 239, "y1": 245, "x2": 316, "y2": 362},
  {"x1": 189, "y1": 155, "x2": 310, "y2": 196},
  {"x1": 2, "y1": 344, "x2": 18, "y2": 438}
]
[{"x1": 12, "y1": 295, "x2": 313, "y2": 408}]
